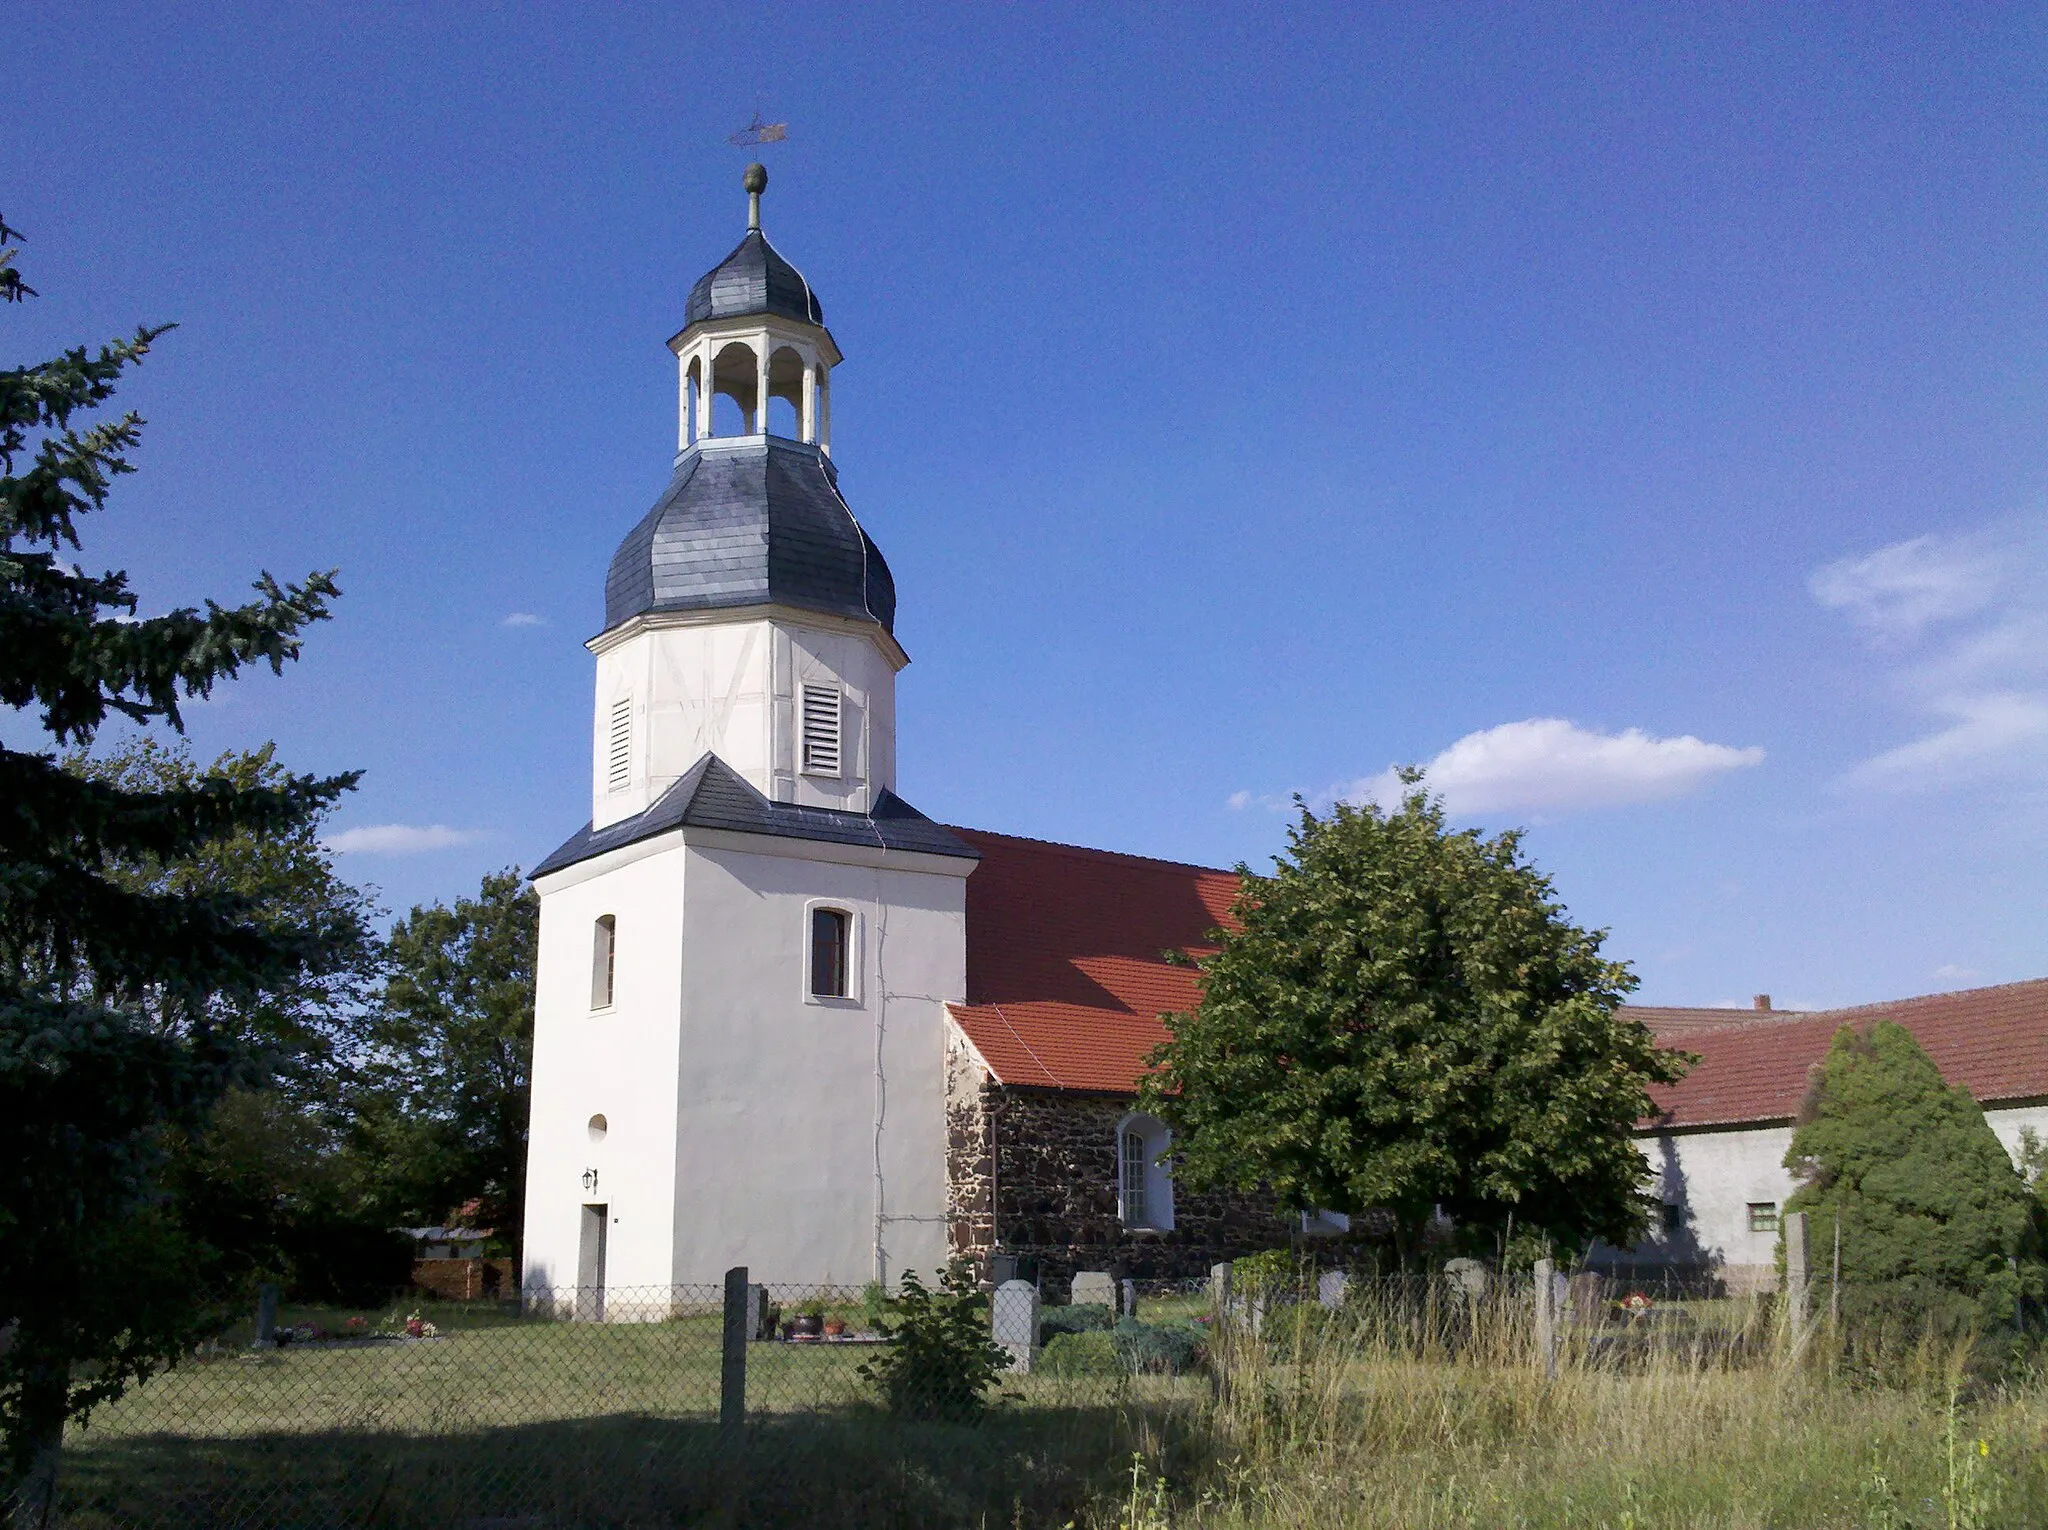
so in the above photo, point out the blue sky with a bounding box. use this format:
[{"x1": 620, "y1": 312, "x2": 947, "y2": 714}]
[{"x1": 10, "y1": 3, "x2": 2046, "y2": 1007}]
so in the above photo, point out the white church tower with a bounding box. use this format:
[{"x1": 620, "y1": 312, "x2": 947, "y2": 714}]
[{"x1": 522, "y1": 166, "x2": 978, "y2": 1303}]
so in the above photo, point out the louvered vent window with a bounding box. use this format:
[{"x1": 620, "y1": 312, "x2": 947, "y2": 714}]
[
  {"x1": 800, "y1": 683, "x2": 842, "y2": 776},
  {"x1": 606, "y1": 698, "x2": 632, "y2": 792}
]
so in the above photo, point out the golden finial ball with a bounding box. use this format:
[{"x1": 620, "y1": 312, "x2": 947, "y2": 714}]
[{"x1": 744, "y1": 163, "x2": 768, "y2": 195}]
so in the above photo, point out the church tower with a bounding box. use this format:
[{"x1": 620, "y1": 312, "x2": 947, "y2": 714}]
[
  {"x1": 593, "y1": 161, "x2": 899, "y2": 830},
  {"x1": 521, "y1": 168, "x2": 977, "y2": 1302}
]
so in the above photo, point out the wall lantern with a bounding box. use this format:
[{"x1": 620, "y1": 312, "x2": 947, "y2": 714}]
[{"x1": 581, "y1": 1168, "x2": 599, "y2": 1193}]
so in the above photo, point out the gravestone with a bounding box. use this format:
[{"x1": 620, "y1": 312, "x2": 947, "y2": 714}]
[
  {"x1": 1070, "y1": 1270, "x2": 1116, "y2": 1309},
  {"x1": 251, "y1": 1283, "x2": 279, "y2": 1350},
  {"x1": 1443, "y1": 1258, "x2": 1489, "y2": 1301},
  {"x1": 744, "y1": 1282, "x2": 771, "y2": 1342},
  {"x1": 988, "y1": 1252, "x2": 1020, "y2": 1288},
  {"x1": 1317, "y1": 1269, "x2": 1350, "y2": 1310},
  {"x1": 1120, "y1": 1278, "x2": 1139, "y2": 1319},
  {"x1": 1566, "y1": 1271, "x2": 1604, "y2": 1325},
  {"x1": 1210, "y1": 1261, "x2": 1232, "y2": 1314},
  {"x1": 993, "y1": 1279, "x2": 1039, "y2": 1372}
]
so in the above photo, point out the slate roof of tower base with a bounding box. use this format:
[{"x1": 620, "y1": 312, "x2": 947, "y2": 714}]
[
  {"x1": 938, "y1": 831, "x2": 2048, "y2": 1124},
  {"x1": 603, "y1": 438, "x2": 896, "y2": 636},
  {"x1": 531, "y1": 753, "x2": 976, "y2": 878}
]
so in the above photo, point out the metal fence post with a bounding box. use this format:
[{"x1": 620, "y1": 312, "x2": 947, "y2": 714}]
[
  {"x1": 1533, "y1": 1258, "x2": 1557, "y2": 1378},
  {"x1": 721, "y1": 1266, "x2": 748, "y2": 1435}
]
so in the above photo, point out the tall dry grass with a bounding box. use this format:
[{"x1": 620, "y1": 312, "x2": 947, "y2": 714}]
[{"x1": 1097, "y1": 1277, "x2": 2048, "y2": 1529}]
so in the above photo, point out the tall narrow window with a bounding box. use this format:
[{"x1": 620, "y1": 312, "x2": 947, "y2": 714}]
[
  {"x1": 1120, "y1": 1129, "x2": 1149, "y2": 1228},
  {"x1": 606, "y1": 698, "x2": 632, "y2": 792},
  {"x1": 800, "y1": 683, "x2": 842, "y2": 776},
  {"x1": 810, "y1": 907, "x2": 850, "y2": 998},
  {"x1": 591, "y1": 915, "x2": 616, "y2": 1010}
]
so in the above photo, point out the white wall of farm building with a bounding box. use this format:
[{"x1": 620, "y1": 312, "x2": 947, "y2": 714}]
[
  {"x1": 522, "y1": 825, "x2": 970, "y2": 1303},
  {"x1": 1623, "y1": 1101, "x2": 2048, "y2": 1290}
]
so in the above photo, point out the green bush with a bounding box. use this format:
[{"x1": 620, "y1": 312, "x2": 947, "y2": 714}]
[
  {"x1": 1038, "y1": 1302, "x2": 1114, "y2": 1347},
  {"x1": 1783, "y1": 1020, "x2": 2046, "y2": 1334},
  {"x1": 1114, "y1": 1317, "x2": 1205, "y2": 1375},
  {"x1": 1038, "y1": 1329, "x2": 1123, "y2": 1378},
  {"x1": 858, "y1": 1264, "x2": 1014, "y2": 1421}
]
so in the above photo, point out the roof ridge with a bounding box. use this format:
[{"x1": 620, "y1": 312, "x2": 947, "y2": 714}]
[
  {"x1": 1808, "y1": 974, "x2": 2048, "y2": 1019},
  {"x1": 949, "y1": 825, "x2": 1236, "y2": 879}
]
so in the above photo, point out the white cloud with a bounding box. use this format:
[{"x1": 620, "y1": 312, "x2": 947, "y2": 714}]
[
  {"x1": 1809, "y1": 534, "x2": 2003, "y2": 640},
  {"x1": 1226, "y1": 789, "x2": 1289, "y2": 813},
  {"x1": 502, "y1": 612, "x2": 546, "y2": 628},
  {"x1": 1933, "y1": 964, "x2": 1982, "y2": 984},
  {"x1": 1816, "y1": 515, "x2": 2048, "y2": 792},
  {"x1": 325, "y1": 824, "x2": 489, "y2": 855},
  {"x1": 1336, "y1": 718, "x2": 1764, "y2": 819}
]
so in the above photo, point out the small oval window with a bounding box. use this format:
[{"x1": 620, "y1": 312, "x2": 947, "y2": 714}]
[{"x1": 588, "y1": 1114, "x2": 609, "y2": 1142}]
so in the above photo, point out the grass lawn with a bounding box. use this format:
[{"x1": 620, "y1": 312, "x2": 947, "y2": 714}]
[{"x1": 51, "y1": 1291, "x2": 2048, "y2": 1528}]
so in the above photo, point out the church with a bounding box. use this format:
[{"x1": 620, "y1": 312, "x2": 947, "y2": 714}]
[{"x1": 520, "y1": 168, "x2": 2048, "y2": 1304}]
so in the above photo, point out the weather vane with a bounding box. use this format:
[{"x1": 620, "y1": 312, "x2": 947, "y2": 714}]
[{"x1": 728, "y1": 111, "x2": 789, "y2": 148}]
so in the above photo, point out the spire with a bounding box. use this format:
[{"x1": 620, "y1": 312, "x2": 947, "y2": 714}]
[{"x1": 745, "y1": 162, "x2": 767, "y2": 232}]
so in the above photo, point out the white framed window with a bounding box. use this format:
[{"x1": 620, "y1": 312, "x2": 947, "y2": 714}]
[
  {"x1": 810, "y1": 906, "x2": 851, "y2": 999},
  {"x1": 1116, "y1": 1113, "x2": 1174, "y2": 1232},
  {"x1": 591, "y1": 915, "x2": 616, "y2": 1010},
  {"x1": 800, "y1": 682, "x2": 842, "y2": 777},
  {"x1": 802, "y1": 901, "x2": 861, "y2": 1006},
  {"x1": 606, "y1": 698, "x2": 632, "y2": 793}
]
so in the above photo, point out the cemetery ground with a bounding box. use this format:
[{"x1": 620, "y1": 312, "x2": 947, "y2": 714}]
[{"x1": 45, "y1": 1283, "x2": 2048, "y2": 1529}]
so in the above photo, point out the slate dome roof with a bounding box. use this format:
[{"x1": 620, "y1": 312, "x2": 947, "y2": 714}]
[
  {"x1": 683, "y1": 229, "x2": 825, "y2": 329},
  {"x1": 604, "y1": 437, "x2": 895, "y2": 636}
]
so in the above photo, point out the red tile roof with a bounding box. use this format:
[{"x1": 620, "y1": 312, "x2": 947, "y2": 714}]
[
  {"x1": 941, "y1": 829, "x2": 2048, "y2": 1128},
  {"x1": 946, "y1": 828, "x2": 1237, "y2": 1093},
  {"x1": 1645, "y1": 978, "x2": 2048, "y2": 1129}
]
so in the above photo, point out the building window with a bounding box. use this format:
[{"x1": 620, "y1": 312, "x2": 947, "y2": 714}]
[
  {"x1": 606, "y1": 698, "x2": 632, "y2": 792},
  {"x1": 801, "y1": 682, "x2": 842, "y2": 776},
  {"x1": 591, "y1": 915, "x2": 616, "y2": 1010},
  {"x1": 1747, "y1": 1202, "x2": 1778, "y2": 1234},
  {"x1": 1661, "y1": 1202, "x2": 1683, "y2": 1234},
  {"x1": 1121, "y1": 1129, "x2": 1149, "y2": 1227},
  {"x1": 1117, "y1": 1113, "x2": 1174, "y2": 1231},
  {"x1": 810, "y1": 906, "x2": 850, "y2": 999}
]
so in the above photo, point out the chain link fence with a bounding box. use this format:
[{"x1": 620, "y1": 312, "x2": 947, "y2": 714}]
[
  {"x1": 28, "y1": 1243, "x2": 1993, "y2": 1526},
  {"x1": 42, "y1": 1270, "x2": 1198, "y2": 1528}
]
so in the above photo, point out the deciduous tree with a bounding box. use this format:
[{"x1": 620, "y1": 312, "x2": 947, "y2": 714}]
[
  {"x1": 354, "y1": 871, "x2": 537, "y2": 1249},
  {"x1": 1141, "y1": 782, "x2": 1685, "y2": 1259}
]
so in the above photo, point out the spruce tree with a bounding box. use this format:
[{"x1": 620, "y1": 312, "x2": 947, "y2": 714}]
[
  {"x1": 1783, "y1": 1020, "x2": 2043, "y2": 1332},
  {"x1": 1141, "y1": 781, "x2": 1686, "y2": 1257},
  {"x1": 0, "y1": 219, "x2": 355, "y2": 1523}
]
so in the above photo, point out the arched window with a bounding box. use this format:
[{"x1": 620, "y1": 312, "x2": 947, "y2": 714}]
[
  {"x1": 810, "y1": 906, "x2": 850, "y2": 999},
  {"x1": 766, "y1": 345, "x2": 806, "y2": 439},
  {"x1": 591, "y1": 915, "x2": 616, "y2": 1010},
  {"x1": 685, "y1": 358, "x2": 703, "y2": 445},
  {"x1": 711, "y1": 341, "x2": 759, "y2": 435},
  {"x1": 1117, "y1": 1113, "x2": 1174, "y2": 1231}
]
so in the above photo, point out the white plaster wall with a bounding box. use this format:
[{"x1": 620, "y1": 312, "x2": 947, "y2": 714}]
[
  {"x1": 670, "y1": 835, "x2": 969, "y2": 1287},
  {"x1": 590, "y1": 617, "x2": 898, "y2": 829},
  {"x1": 1626, "y1": 1105, "x2": 2048, "y2": 1289},
  {"x1": 1986, "y1": 1103, "x2": 2048, "y2": 1165},
  {"x1": 522, "y1": 838, "x2": 688, "y2": 1301},
  {"x1": 1632, "y1": 1126, "x2": 1796, "y2": 1286}
]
